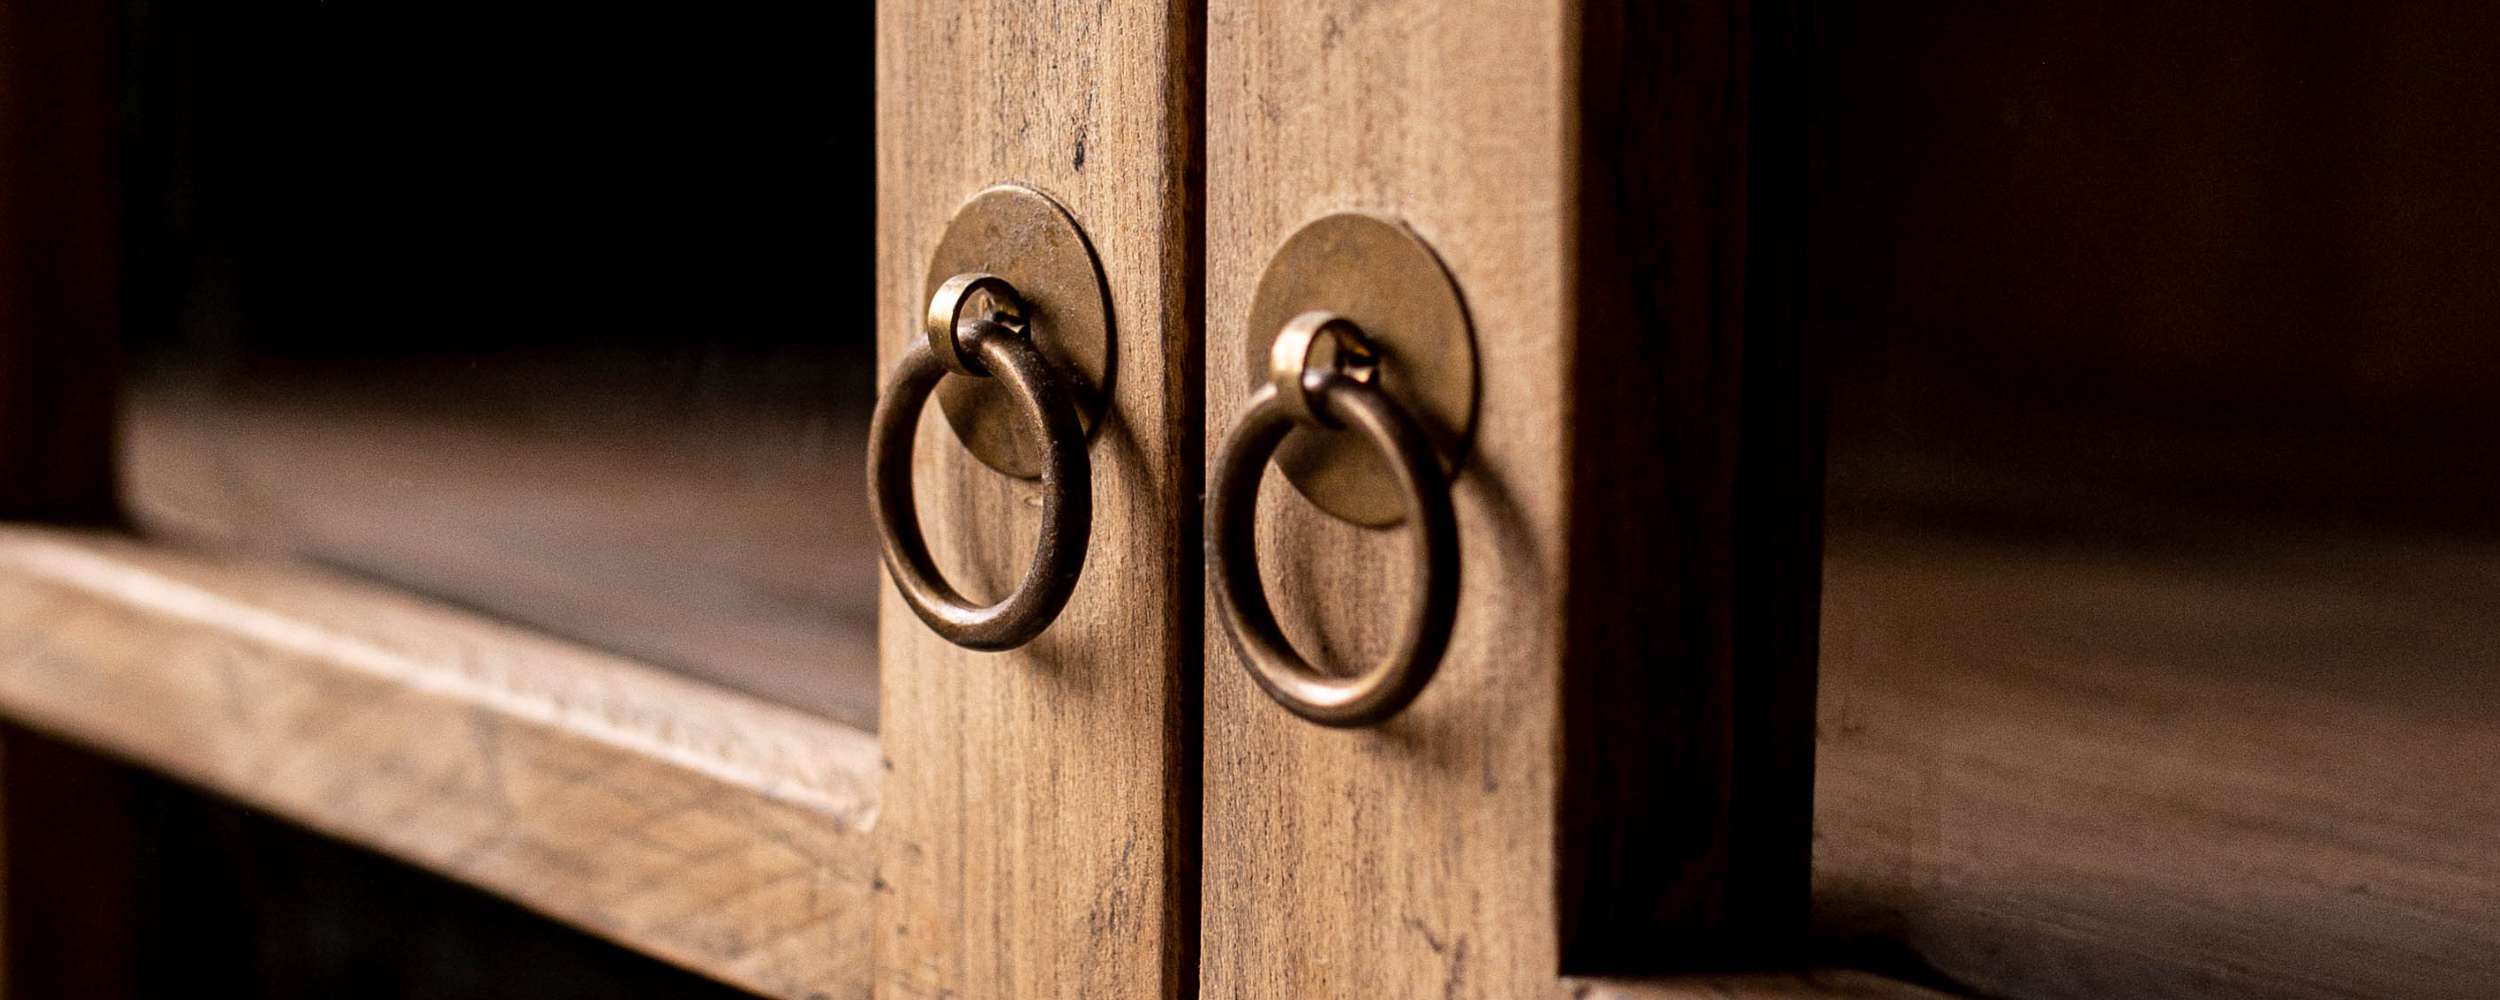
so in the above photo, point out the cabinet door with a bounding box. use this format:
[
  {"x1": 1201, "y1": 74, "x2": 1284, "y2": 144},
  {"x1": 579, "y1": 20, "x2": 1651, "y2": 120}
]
[
  {"x1": 872, "y1": 2, "x2": 1198, "y2": 998},
  {"x1": 1200, "y1": 0, "x2": 1819, "y2": 994}
]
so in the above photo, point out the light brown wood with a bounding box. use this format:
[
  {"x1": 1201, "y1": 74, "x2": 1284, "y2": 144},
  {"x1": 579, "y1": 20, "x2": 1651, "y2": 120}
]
[
  {"x1": 1200, "y1": 6, "x2": 1571, "y2": 990},
  {"x1": 872, "y1": 1, "x2": 1200, "y2": 998},
  {"x1": 1199, "y1": 1, "x2": 1570, "y2": 981},
  {"x1": 1203, "y1": 0, "x2": 1811, "y2": 994},
  {"x1": 1816, "y1": 527, "x2": 2500, "y2": 1000},
  {"x1": 1570, "y1": 971, "x2": 1966, "y2": 1000},
  {"x1": 0, "y1": 527, "x2": 880, "y2": 999}
]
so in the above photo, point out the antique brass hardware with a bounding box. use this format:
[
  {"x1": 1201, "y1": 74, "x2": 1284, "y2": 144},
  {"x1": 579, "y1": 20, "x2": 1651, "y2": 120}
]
[
  {"x1": 870, "y1": 186, "x2": 1104, "y2": 651},
  {"x1": 1242, "y1": 212, "x2": 1475, "y2": 526},
  {"x1": 1209, "y1": 311, "x2": 1461, "y2": 727},
  {"x1": 925, "y1": 184, "x2": 1113, "y2": 478},
  {"x1": 1205, "y1": 212, "x2": 1473, "y2": 725}
]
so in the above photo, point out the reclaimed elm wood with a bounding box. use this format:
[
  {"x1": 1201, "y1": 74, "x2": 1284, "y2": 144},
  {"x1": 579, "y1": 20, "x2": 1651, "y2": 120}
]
[
  {"x1": 1202, "y1": 0, "x2": 1817, "y2": 993},
  {"x1": 872, "y1": 0, "x2": 1201, "y2": 997},
  {"x1": 0, "y1": 527, "x2": 881, "y2": 998}
]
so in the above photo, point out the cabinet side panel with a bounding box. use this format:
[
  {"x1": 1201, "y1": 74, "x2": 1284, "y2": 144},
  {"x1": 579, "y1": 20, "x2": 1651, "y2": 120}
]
[{"x1": 1560, "y1": 0, "x2": 1824, "y2": 970}]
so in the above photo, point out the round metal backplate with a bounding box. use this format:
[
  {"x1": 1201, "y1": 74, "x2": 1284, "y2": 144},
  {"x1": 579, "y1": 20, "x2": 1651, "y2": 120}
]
[
  {"x1": 926, "y1": 184, "x2": 1112, "y2": 479},
  {"x1": 1246, "y1": 212, "x2": 1475, "y2": 527}
]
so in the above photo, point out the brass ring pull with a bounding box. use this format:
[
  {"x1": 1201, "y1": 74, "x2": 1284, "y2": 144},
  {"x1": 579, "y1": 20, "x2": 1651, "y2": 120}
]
[
  {"x1": 869, "y1": 273, "x2": 1091, "y2": 651},
  {"x1": 1207, "y1": 312, "x2": 1459, "y2": 727}
]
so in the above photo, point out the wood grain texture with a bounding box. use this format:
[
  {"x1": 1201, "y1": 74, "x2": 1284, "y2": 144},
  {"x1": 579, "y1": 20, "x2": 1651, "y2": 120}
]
[
  {"x1": 1202, "y1": 3, "x2": 1571, "y2": 992},
  {"x1": 872, "y1": 1, "x2": 1200, "y2": 997},
  {"x1": 1816, "y1": 528, "x2": 2500, "y2": 1000},
  {"x1": 0, "y1": 527, "x2": 881, "y2": 998},
  {"x1": 1203, "y1": 0, "x2": 1811, "y2": 994},
  {"x1": 1570, "y1": 971, "x2": 1967, "y2": 1000}
]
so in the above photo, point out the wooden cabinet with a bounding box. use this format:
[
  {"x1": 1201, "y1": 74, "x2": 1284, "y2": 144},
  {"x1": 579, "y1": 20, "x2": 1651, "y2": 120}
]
[
  {"x1": 0, "y1": 1, "x2": 2492, "y2": 998},
  {"x1": 1199, "y1": 0, "x2": 1816, "y2": 994}
]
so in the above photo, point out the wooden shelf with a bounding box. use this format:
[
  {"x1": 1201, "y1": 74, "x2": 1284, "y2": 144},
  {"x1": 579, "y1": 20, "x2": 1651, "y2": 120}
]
[
  {"x1": 1816, "y1": 526, "x2": 2500, "y2": 999},
  {"x1": 0, "y1": 526, "x2": 880, "y2": 999}
]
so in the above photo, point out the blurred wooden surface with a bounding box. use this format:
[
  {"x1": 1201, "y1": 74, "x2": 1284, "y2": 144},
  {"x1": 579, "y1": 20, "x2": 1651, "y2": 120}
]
[
  {"x1": 3, "y1": 724, "x2": 763, "y2": 1000},
  {"x1": 1820, "y1": 1, "x2": 2500, "y2": 444},
  {"x1": 872, "y1": 0, "x2": 1202, "y2": 997},
  {"x1": 1810, "y1": 3, "x2": 2500, "y2": 997},
  {"x1": 121, "y1": 367, "x2": 883, "y2": 728},
  {"x1": 1815, "y1": 527, "x2": 2500, "y2": 999},
  {"x1": 0, "y1": 526, "x2": 881, "y2": 999}
]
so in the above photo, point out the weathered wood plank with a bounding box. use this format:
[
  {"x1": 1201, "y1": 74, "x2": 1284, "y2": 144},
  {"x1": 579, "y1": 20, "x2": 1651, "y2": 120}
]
[
  {"x1": 1201, "y1": 6, "x2": 1575, "y2": 992},
  {"x1": 872, "y1": 0, "x2": 1201, "y2": 997},
  {"x1": 1202, "y1": 0, "x2": 1812, "y2": 994},
  {"x1": 0, "y1": 527, "x2": 880, "y2": 999}
]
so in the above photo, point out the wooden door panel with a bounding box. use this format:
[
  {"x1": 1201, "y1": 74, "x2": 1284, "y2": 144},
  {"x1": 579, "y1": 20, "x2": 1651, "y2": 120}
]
[
  {"x1": 1202, "y1": 3, "x2": 1575, "y2": 994},
  {"x1": 872, "y1": 1, "x2": 1199, "y2": 998},
  {"x1": 1201, "y1": 0, "x2": 1816, "y2": 994}
]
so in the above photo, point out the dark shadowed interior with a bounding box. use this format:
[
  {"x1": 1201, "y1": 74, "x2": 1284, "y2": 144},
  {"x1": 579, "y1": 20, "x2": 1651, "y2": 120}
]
[
  {"x1": 1812, "y1": 3, "x2": 2500, "y2": 998},
  {"x1": 116, "y1": 0, "x2": 883, "y2": 727}
]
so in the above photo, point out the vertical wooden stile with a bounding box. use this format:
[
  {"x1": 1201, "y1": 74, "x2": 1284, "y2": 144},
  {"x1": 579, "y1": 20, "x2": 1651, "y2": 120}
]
[
  {"x1": 1200, "y1": 0, "x2": 1819, "y2": 993},
  {"x1": 872, "y1": 1, "x2": 1201, "y2": 997}
]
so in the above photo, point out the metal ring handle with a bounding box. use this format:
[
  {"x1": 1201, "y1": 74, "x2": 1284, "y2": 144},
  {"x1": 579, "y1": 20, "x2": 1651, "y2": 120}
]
[
  {"x1": 1207, "y1": 326, "x2": 1459, "y2": 727},
  {"x1": 869, "y1": 312, "x2": 1091, "y2": 651}
]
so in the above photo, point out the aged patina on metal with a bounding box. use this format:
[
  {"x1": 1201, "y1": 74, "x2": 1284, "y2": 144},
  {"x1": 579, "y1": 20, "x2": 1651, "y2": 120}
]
[
  {"x1": 1208, "y1": 312, "x2": 1460, "y2": 727},
  {"x1": 1243, "y1": 212, "x2": 1474, "y2": 526},
  {"x1": 870, "y1": 275, "x2": 1092, "y2": 651},
  {"x1": 924, "y1": 184, "x2": 1112, "y2": 479}
]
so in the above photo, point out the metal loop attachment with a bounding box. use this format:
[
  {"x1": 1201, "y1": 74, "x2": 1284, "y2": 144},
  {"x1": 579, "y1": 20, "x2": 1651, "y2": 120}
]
[
  {"x1": 871, "y1": 276, "x2": 1091, "y2": 651},
  {"x1": 1208, "y1": 316, "x2": 1459, "y2": 727},
  {"x1": 1268, "y1": 310, "x2": 1379, "y2": 428},
  {"x1": 924, "y1": 272, "x2": 1027, "y2": 377}
]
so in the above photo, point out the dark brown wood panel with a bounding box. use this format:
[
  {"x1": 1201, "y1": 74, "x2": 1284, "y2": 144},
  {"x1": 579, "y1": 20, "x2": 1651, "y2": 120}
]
[
  {"x1": 0, "y1": 0, "x2": 120, "y2": 522},
  {"x1": 1563, "y1": 0, "x2": 1825, "y2": 969}
]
